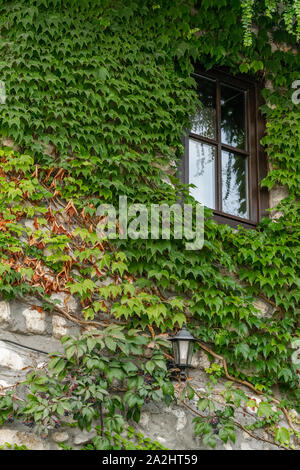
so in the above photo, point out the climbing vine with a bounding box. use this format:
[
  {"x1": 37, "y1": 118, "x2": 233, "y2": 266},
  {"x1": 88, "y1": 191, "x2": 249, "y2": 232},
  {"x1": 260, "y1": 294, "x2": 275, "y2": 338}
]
[
  {"x1": 0, "y1": 0, "x2": 299, "y2": 449},
  {"x1": 241, "y1": 0, "x2": 300, "y2": 46}
]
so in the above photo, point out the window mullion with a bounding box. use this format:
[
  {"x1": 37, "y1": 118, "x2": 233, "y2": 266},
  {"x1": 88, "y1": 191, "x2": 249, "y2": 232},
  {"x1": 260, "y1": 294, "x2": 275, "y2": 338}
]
[
  {"x1": 246, "y1": 89, "x2": 253, "y2": 220},
  {"x1": 216, "y1": 79, "x2": 222, "y2": 212}
]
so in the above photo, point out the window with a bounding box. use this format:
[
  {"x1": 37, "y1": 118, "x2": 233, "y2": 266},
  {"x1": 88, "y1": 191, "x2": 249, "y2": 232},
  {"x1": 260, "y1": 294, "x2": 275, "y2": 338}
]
[{"x1": 182, "y1": 68, "x2": 268, "y2": 228}]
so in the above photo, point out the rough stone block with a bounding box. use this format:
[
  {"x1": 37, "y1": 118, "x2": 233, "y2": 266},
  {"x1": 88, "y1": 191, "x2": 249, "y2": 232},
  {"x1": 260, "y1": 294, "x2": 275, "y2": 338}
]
[
  {"x1": 51, "y1": 431, "x2": 69, "y2": 443},
  {"x1": 253, "y1": 298, "x2": 273, "y2": 318},
  {"x1": 269, "y1": 186, "x2": 289, "y2": 209},
  {"x1": 52, "y1": 315, "x2": 69, "y2": 339},
  {"x1": 73, "y1": 429, "x2": 97, "y2": 446},
  {"x1": 0, "y1": 343, "x2": 24, "y2": 370},
  {"x1": 139, "y1": 412, "x2": 150, "y2": 430},
  {"x1": 50, "y1": 292, "x2": 79, "y2": 313},
  {"x1": 52, "y1": 314, "x2": 80, "y2": 339},
  {"x1": 22, "y1": 308, "x2": 46, "y2": 334},
  {"x1": 0, "y1": 301, "x2": 10, "y2": 324},
  {"x1": 0, "y1": 429, "x2": 47, "y2": 450},
  {"x1": 191, "y1": 349, "x2": 211, "y2": 370}
]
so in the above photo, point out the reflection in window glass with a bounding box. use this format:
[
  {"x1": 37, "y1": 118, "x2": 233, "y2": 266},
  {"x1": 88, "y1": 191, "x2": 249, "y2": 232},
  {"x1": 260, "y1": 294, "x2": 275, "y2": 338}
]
[
  {"x1": 191, "y1": 75, "x2": 216, "y2": 140},
  {"x1": 221, "y1": 84, "x2": 246, "y2": 149},
  {"x1": 221, "y1": 151, "x2": 248, "y2": 218},
  {"x1": 189, "y1": 139, "x2": 216, "y2": 209}
]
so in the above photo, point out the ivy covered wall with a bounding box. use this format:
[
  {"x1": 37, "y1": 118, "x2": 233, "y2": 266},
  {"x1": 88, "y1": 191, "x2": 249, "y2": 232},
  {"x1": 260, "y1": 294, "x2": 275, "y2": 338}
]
[{"x1": 0, "y1": 0, "x2": 299, "y2": 450}]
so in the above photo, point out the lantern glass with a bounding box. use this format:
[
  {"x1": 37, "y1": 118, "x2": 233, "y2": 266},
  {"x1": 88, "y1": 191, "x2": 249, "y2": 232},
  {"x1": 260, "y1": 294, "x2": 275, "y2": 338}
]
[
  {"x1": 172, "y1": 339, "x2": 194, "y2": 367},
  {"x1": 172, "y1": 341, "x2": 180, "y2": 365},
  {"x1": 179, "y1": 340, "x2": 189, "y2": 365},
  {"x1": 187, "y1": 340, "x2": 194, "y2": 366}
]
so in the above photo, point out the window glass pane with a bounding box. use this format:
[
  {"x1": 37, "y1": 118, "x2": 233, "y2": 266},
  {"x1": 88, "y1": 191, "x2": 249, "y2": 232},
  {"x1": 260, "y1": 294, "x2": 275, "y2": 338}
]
[
  {"x1": 189, "y1": 139, "x2": 216, "y2": 209},
  {"x1": 221, "y1": 151, "x2": 248, "y2": 218},
  {"x1": 221, "y1": 84, "x2": 247, "y2": 149},
  {"x1": 191, "y1": 75, "x2": 216, "y2": 140}
]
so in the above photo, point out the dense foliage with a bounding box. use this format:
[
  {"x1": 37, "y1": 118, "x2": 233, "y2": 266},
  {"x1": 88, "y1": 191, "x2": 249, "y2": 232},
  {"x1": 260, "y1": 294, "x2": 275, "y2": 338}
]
[
  {"x1": 0, "y1": 0, "x2": 299, "y2": 449},
  {"x1": 241, "y1": 1, "x2": 300, "y2": 46}
]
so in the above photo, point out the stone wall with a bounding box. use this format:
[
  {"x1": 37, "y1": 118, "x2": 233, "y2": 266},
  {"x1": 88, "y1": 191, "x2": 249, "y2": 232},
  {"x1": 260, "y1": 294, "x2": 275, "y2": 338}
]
[
  {"x1": 0, "y1": 331, "x2": 295, "y2": 451},
  {"x1": 0, "y1": 297, "x2": 296, "y2": 449},
  {"x1": 0, "y1": 299, "x2": 76, "y2": 388},
  {"x1": 0, "y1": 320, "x2": 290, "y2": 451}
]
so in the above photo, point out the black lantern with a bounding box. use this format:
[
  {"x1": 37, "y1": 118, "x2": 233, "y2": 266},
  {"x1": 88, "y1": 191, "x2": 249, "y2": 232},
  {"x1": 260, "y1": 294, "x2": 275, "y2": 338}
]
[{"x1": 170, "y1": 325, "x2": 196, "y2": 379}]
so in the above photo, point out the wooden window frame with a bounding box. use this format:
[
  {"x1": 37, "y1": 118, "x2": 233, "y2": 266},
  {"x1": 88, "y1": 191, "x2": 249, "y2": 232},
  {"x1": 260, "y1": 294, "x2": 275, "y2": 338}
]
[{"x1": 181, "y1": 67, "x2": 268, "y2": 229}]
